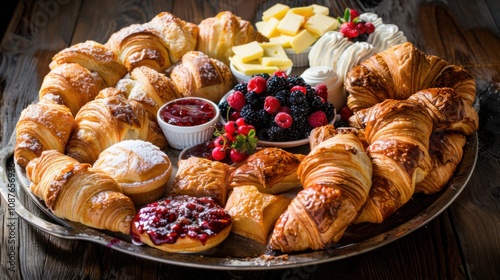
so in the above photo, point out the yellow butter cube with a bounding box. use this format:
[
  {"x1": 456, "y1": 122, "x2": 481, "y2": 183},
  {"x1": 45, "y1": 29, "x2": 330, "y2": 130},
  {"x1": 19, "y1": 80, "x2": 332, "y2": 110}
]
[
  {"x1": 230, "y1": 56, "x2": 279, "y2": 75},
  {"x1": 258, "y1": 17, "x2": 280, "y2": 38},
  {"x1": 289, "y1": 6, "x2": 314, "y2": 18},
  {"x1": 311, "y1": 4, "x2": 330, "y2": 15},
  {"x1": 305, "y1": 13, "x2": 339, "y2": 36},
  {"x1": 269, "y1": 34, "x2": 293, "y2": 48},
  {"x1": 276, "y1": 12, "x2": 305, "y2": 36},
  {"x1": 262, "y1": 3, "x2": 289, "y2": 21},
  {"x1": 232, "y1": 41, "x2": 264, "y2": 63},
  {"x1": 290, "y1": 29, "x2": 318, "y2": 54}
]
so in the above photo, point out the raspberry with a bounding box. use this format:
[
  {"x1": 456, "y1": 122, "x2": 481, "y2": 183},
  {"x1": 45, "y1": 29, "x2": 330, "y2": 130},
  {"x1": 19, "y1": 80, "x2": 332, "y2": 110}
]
[
  {"x1": 274, "y1": 112, "x2": 293, "y2": 129},
  {"x1": 340, "y1": 22, "x2": 359, "y2": 38},
  {"x1": 365, "y1": 22, "x2": 375, "y2": 34},
  {"x1": 315, "y1": 84, "x2": 328, "y2": 101},
  {"x1": 264, "y1": 96, "x2": 281, "y2": 114},
  {"x1": 273, "y1": 70, "x2": 288, "y2": 78},
  {"x1": 339, "y1": 106, "x2": 353, "y2": 121},
  {"x1": 247, "y1": 76, "x2": 267, "y2": 94},
  {"x1": 227, "y1": 90, "x2": 246, "y2": 111},
  {"x1": 290, "y1": 86, "x2": 307, "y2": 95},
  {"x1": 307, "y1": 111, "x2": 328, "y2": 128}
]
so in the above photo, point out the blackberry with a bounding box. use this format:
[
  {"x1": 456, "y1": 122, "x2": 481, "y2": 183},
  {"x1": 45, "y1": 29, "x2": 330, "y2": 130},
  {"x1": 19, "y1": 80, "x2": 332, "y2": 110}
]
[
  {"x1": 289, "y1": 90, "x2": 306, "y2": 105},
  {"x1": 310, "y1": 96, "x2": 324, "y2": 111},
  {"x1": 245, "y1": 91, "x2": 264, "y2": 108},
  {"x1": 256, "y1": 109, "x2": 272, "y2": 128},
  {"x1": 265, "y1": 125, "x2": 287, "y2": 142},
  {"x1": 321, "y1": 102, "x2": 336, "y2": 122},
  {"x1": 273, "y1": 89, "x2": 290, "y2": 107},
  {"x1": 233, "y1": 82, "x2": 248, "y2": 94},
  {"x1": 290, "y1": 103, "x2": 310, "y2": 118},
  {"x1": 287, "y1": 75, "x2": 307, "y2": 88},
  {"x1": 253, "y1": 73, "x2": 270, "y2": 81},
  {"x1": 218, "y1": 101, "x2": 232, "y2": 122},
  {"x1": 305, "y1": 88, "x2": 317, "y2": 101},
  {"x1": 266, "y1": 75, "x2": 288, "y2": 93},
  {"x1": 334, "y1": 119, "x2": 350, "y2": 128},
  {"x1": 240, "y1": 104, "x2": 260, "y2": 126}
]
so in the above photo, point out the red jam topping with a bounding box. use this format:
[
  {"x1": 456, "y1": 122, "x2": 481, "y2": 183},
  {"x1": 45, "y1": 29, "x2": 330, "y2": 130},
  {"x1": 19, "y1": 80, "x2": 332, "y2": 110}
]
[
  {"x1": 160, "y1": 98, "x2": 216, "y2": 126},
  {"x1": 132, "y1": 195, "x2": 231, "y2": 246}
]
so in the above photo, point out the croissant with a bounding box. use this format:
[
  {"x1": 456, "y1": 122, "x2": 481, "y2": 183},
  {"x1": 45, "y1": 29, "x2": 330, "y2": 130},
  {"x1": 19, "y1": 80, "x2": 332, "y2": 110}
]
[
  {"x1": 14, "y1": 99, "x2": 75, "y2": 168},
  {"x1": 66, "y1": 93, "x2": 167, "y2": 164},
  {"x1": 170, "y1": 51, "x2": 234, "y2": 103},
  {"x1": 115, "y1": 66, "x2": 179, "y2": 120},
  {"x1": 229, "y1": 148, "x2": 304, "y2": 194},
  {"x1": 269, "y1": 132, "x2": 373, "y2": 253},
  {"x1": 196, "y1": 11, "x2": 269, "y2": 65},
  {"x1": 309, "y1": 124, "x2": 368, "y2": 151},
  {"x1": 49, "y1": 40, "x2": 128, "y2": 87},
  {"x1": 345, "y1": 42, "x2": 476, "y2": 112},
  {"x1": 39, "y1": 63, "x2": 106, "y2": 116},
  {"x1": 353, "y1": 99, "x2": 434, "y2": 224},
  {"x1": 26, "y1": 150, "x2": 136, "y2": 234},
  {"x1": 106, "y1": 12, "x2": 198, "y2": 72},
  {"x1": 415, "y1": 131, "x2": 466, "y2": 194}
]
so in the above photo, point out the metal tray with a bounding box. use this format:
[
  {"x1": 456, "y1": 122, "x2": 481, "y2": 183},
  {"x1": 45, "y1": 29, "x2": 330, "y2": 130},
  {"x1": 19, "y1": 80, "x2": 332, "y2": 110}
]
[{"x1": 0, "y1": 132, "x2": 478, "y2": 270}]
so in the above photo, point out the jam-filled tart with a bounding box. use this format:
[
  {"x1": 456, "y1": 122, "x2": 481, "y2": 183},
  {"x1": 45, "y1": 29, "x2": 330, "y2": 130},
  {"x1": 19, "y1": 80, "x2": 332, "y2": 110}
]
[{"x1": 131, "y1": 195, "x2": 232, "y2": 253}]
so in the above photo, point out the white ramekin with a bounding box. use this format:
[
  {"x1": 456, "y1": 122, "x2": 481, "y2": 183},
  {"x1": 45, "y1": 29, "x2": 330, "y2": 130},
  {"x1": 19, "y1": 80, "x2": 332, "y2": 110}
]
[{"x1": 157, "y1": 97, "x2": 220, "y2": 150}]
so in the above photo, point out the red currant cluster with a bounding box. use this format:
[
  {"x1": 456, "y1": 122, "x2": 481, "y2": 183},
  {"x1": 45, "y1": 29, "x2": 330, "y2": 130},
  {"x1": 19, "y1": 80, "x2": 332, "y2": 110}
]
[
  {"x1": 211, "y1": 117, "x2": 258, "y2": 163},
  {"x1": 338, "y1": 8, "x2": 375, "y2": 40}
]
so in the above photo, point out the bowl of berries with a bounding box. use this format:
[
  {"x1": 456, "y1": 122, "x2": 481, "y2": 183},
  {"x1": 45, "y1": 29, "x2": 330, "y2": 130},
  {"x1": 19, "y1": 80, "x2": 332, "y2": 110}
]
[{"x1": 218, "y1": 70, "x2": 336, "y2": 148}]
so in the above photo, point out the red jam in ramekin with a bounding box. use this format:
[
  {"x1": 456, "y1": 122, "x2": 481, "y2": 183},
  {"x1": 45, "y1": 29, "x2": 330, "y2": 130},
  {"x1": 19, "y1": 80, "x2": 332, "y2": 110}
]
[{"x1": 159, "y1": 98, "x2": 217, "y2": 127}]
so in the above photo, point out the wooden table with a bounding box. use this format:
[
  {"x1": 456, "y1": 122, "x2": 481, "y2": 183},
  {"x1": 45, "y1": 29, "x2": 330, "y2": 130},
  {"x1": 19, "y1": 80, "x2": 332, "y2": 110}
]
[{"x1": 1, "y1": 0, "x2": 499, "y2": 279}]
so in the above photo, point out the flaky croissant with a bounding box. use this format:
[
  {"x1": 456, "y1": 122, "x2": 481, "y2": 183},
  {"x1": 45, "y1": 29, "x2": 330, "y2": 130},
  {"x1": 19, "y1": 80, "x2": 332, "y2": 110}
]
[
  {"x1": 26, "y1": 150, "x2": 136, "y2": 234},
  {"x1": 39, "y1": 63, "x2": 106, "y2": 116},
  {"x1": 115, "y1": 66, "x2": 179, "y2": 120},
  {"x1": 14, "y1": 99, "x2": 75, "y2": 168},
  {"x1": 269, "y1": 132, "x2": 373, "y2": 253},
  {"x1": 345, "y1": 42, "x2": 476, "y2": 112},
  {"x1": 106, "y1": 12, "x2": 198, "y2": 72},
  {"x1": 49, "y1": 40, "x2": 128, "y2": 87},
  {"x1": 415, "y1": 131, "x2": 466, "y2": 194},
  {"x1": 170, "y1": 51, "x2": 234, "y2": 102},
  {"x1": 66, "y1": 93, "x2": 167, "y2": 164},
  {"x1": 352, "y1": 99, "x2": 434, "y2": 224},
  {"x1": 196, "y1": 11, "x2": 269, "y2": 65}
]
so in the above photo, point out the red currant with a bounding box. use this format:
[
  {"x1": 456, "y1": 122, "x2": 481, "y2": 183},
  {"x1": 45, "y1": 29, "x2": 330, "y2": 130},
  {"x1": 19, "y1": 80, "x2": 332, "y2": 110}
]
[
  {"x1": 224, "y1": 121, "x2": 237, "y2": 136},
  {"x1": 365, "y1": 22, "x2": 375, "y2": 34},
  {"x1": 211, "y1": 146, "x2": 226, "y2": 161},
  {"x1": 238, "y1": 124, "x2": 251, "y2": 136},
  {"x1": 230, "y1": 148, "x2": 248, "y2": 163},
  {"x1": 229, "y1": 111, "x2": 241, "y2": 121},
  {"x1": 213, "y1": 136, "x2": 227, "y2": 148},
  {"x1": 357, "y1": 22, "x2": 366, "y2": 34},
  {"x1": 235, "y1": 117, "x2": 246, "y2": 127}
]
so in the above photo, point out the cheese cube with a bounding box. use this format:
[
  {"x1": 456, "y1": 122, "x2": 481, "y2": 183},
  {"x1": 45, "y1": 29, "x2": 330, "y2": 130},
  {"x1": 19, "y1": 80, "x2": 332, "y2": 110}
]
[
  {"x1": 276, "y1": 12, "x2": 305, "y2": 36},
  {"x1": 232, "y1": 41, "x2": 264, "y2": 63},
  {"x1": 289, "y1": 6, "x2": 314, "y2": 18},
  {"x1": 290, "y1": 29, "x2": 318, "y2": 54},
  {"x1": 262, "y1": 3, "x2": 289, "y2": 21},
  {"x1": 311, "y1": 4, "x2": 330, "y2": 15},
  {"x1": 258, "y1": 17, "x2": 280, "y2": 38},
  {"x1": 255, "y1": 21, "x2": 266, "y2": 33},
  {"x1": 230, "y1": 56, "x2": 279, "y2": 75},
  {"x1": 304, "y1": 13, "x2": 339, "y2": 36},
  {"x1": 269, "y1": 34, "x2": 293, "y2": 48},
  {"x1": 259, "y1": 43, "x2": 293, "y2": 67}
]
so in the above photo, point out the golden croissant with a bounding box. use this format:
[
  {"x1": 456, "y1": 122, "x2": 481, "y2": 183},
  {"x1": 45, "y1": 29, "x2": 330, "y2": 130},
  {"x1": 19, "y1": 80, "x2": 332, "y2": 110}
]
[
  {"x1": 49, "y1": 40, "x2": 128, "y2": 87},
  {"x1": 269, "y1": 132, "x2": 373, "y2": 253},
  {"x1": 14, "y1": 99, "x2": 75, "y2": 168},
  {"x1": 106, "y1": 12, "x2": 198, "y2": 72},
  {"x1": 39, "y1": 63, "x2": 106, "y2": 116},
  {"x1": 26, "y1": 150, "x2": 136, "y2": 234},
  {"x1": 353, "y1": 99, "x2": 434, "y2": 224},
  {"x1": 345, "y1": 42, "x2": 476, "y2": 112},
  {"x1": 65, "y1": 93, "x2": 167, "y2": 164}
]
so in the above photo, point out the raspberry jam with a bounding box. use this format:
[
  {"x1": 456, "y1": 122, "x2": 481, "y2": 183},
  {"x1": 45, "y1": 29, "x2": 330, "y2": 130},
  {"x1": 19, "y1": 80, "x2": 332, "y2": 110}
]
[
  {"x1": 132, "y1": 195, "x2": 231, "y2": 246},
  {"x1": 159, "y1": 98, "x2": 216, "y2": 126}
]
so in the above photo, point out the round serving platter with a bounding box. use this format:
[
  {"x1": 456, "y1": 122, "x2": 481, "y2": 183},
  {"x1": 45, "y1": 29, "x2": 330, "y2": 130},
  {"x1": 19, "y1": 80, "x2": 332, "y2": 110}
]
[{"x1": 0, "y1": 132, "x2": 478, "y2": 270}]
